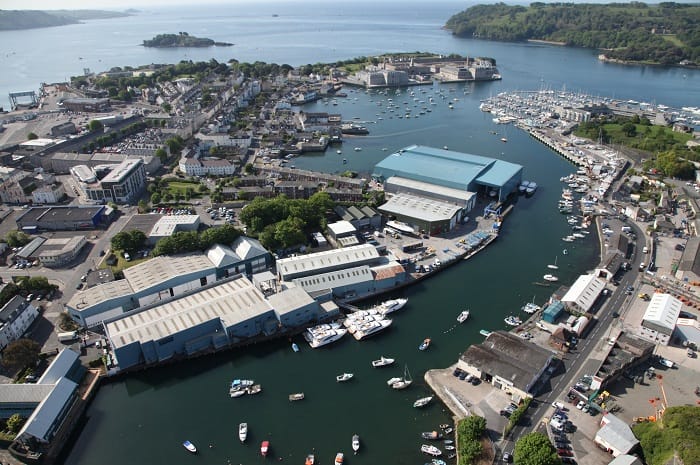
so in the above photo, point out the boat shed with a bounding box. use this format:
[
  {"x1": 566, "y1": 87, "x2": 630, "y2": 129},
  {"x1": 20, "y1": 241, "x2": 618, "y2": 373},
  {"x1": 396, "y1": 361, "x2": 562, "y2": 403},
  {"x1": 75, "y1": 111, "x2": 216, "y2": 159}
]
[
  {"x1": 561, "y1": 274, "x2": 607, "y2": 314},
  {"x1": 543, "y1": 299, "x2": 565, "y2": 324},
  {"x1": 206, "y1": 237, "x2": 272, "y2": 279},
  {"x1": 268, "y1": 287, "x2": 320, "y2": 328},
  {"x1": 456, "y1": 331, "x2": 555, "y2": 400},
  {"x1": 276, "y1": 244, "x2": 381, "y2": 281},
  {"x1": 378, "y1": 193, "x2": 465, "y2": 236},
  {"x1": 291, "y1": 265, "x2": 375, "y2": 298},
  {"x1": 105, "y1": 276, "x2": 278, "y2": 370},
  {"x1": 639, "y1": 293, "x2": 681, "y2": 346},
  {"x1": 373, "y1": 145, "x2": 522, "y2": 203}
]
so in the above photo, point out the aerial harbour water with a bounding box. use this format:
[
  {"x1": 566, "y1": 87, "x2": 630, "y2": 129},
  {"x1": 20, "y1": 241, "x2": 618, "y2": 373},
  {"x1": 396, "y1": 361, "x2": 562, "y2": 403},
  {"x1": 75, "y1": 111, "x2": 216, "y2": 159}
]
[{"x1": 1, "y1": 3, "x2": 696, "y2": 465}]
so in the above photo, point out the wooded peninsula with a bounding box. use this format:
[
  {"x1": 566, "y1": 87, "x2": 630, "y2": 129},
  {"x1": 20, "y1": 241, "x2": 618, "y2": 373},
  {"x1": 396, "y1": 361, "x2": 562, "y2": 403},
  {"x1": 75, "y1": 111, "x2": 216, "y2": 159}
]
[
  {"x1": 445, "y1": 2, "x2": 700, "y2": 66},
  {"x1": 0, "y1": 9, "x2": 131, "y2": 31}
]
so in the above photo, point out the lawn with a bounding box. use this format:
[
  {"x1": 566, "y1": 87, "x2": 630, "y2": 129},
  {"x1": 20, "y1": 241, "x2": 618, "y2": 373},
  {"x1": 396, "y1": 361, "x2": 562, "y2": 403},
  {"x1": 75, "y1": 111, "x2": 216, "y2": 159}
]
[
  {"x1": 99, "y1": 252, "x2": 150, "y2": 273},
  {"x1": 163, "y1": 181, "x2": 203, "y2": 198}
]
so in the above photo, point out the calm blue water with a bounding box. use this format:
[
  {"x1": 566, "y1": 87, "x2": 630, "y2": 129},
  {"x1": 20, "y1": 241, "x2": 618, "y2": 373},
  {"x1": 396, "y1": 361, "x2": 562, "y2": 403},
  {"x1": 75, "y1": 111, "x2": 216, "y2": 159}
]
[{"x1": 0, "y1": 2, "x2": 690, "y2": 464}]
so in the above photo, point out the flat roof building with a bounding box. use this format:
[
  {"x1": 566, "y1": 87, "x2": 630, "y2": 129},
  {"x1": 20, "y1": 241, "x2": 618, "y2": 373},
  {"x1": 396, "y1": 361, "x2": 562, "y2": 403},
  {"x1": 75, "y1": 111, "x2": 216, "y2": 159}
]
[
  {"x1": 148, "y1": 215, "x2": 200, "y2": 244},
  {"x1": 16, "y1": 206, "x2": 107, "y2": 231},
  {"x1": 37, "y1": 235, "x2": 87, "y2": 267},
  {"x1": 80, "y1": 158, "x2": 146, "y2": 204}
]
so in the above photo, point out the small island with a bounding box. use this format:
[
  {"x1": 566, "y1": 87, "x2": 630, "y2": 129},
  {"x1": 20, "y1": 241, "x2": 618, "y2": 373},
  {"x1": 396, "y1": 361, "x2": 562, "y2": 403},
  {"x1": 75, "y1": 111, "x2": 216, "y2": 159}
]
[{"x1": 142, "y1": 32, "x2": 233, "y2": 48}]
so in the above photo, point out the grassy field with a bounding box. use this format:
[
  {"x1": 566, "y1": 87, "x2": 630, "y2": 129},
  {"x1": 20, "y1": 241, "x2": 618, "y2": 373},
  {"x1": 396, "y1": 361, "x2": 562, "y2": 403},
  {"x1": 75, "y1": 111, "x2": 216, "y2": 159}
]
[
  {"x1": 163, "y1": 181, "x2": 202, "y2": 197},
  {"x1": 99, "y1": 252, "x2": 150, "y2": 273}
]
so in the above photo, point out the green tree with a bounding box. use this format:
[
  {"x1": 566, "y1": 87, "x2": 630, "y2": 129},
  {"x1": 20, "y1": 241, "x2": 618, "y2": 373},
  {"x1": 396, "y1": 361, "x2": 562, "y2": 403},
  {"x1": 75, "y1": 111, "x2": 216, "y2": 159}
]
[
  {"x1": 110, "y1": 230, "x2": 147, "y2": 254},
  {"x1": 161, "y1": 102, "x2": 172, "y2": 113},
  {"x1": 88, "y1": 120, "x2": 104, "y2": 132},
  {"x1": 151, "y1": 192, "x2": 162, "y2": 205},
  {"x1": 137, "y1": 200, "x2": 148, "y2": 213},
  {"x1": 199, "y1": 224, "x2": 242, "y2": 249},
  {"x1": 27, "y1": 132, "x2": 38, "y2": 140},
  {"x1": 1, "y1": 339, "x2": 41, "y2": 372},
  {"x1": 622, "y1": 122, "x2": 637, "y2": 137},
  {"x1": 155, "y1": 147, "x2": 168, "y2": 163},
  {"x1": 6, "y1": 413, "x2": 23, "y2": 433},
  {"x1": 274, "y1": 217, "x2": 306, "y2": 249},
  {"x1": 514, "y1": 432, "x2": 561, "y2": 465},
  {"x1": 5, "y1": 230, "x2": 31, "y2": 248},
  {"x1": 244, "y1": 163, "x2": 254, "y2": 174}
]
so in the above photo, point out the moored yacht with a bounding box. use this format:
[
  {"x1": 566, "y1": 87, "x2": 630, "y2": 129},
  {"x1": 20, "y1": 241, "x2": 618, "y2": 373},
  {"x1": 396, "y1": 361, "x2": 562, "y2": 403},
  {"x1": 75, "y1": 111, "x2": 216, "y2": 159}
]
[
  {"x1": 239, "y1": 423, "x2": 248, "y2": 442},
  {"x1": 504, "y1": 315, "x2": 522, "y2": 327},
  {"x1": 413, "y1": 396, "x2": 433, "y2": 408},
  {"x1": 352, "y1": 434, "x2": 360, "y2": 454},
  {"x1": 378, "y1": 298, "x2": 408, "y2": 315},
  {"x1": 421, "y1": 444, "x2": 442, "y2": 456},
  {"x1": 352, "y1": 319, "x2": 392, "y2": 340},
  {"x1": 543, "y1": 274, "x2": 559, "y2": 282},
  {"x1": 304, "y1": 328, "x2": 348, "y2": 348},
  {"x1": 372, "y1": 356, "x2": 395, "y2": 367}
]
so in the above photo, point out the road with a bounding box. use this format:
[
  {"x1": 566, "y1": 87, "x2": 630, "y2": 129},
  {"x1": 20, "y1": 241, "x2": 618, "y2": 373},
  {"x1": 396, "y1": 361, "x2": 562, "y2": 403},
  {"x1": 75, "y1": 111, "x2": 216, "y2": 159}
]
[{"x1": 499, "y1": 213, "x2": 648, "y2": 454}]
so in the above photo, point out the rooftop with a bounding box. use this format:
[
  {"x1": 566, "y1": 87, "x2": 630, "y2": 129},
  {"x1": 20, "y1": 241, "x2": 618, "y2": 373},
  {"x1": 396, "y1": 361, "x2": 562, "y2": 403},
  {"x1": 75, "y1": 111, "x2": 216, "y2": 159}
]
[
  {"x1": 643, "y1": 293, "x2": 681, "y2": 331},
  {"x1": 561, "y1": 274, "x2": 606, "y2": 313},
  {"x1": 292, "y1": 265, "x2": 373, "y2": 294},
  {"x1": 374, "y1": 145, "x2": 522, "y2": 191},
  {"x1": 100, "y1": 159, "x2": 142, "y2": 184},
  {"x1": 67, "y1": 279, "x2": 134, "y2": 311},
  {"x1": 106, "y1": 277, "x2": 273, "y2": 348},
  {"x1": 149, "y1": 215, "x2": 200, "y2": 238},
  {"x1": 16, "y1": 206, "x2": 104, "y2": 225},
  {"x1": 123, "y1": 254, "x2": 215, "y2": 294},
  {"x1": 379, "y1": 192, "x2": 462, "y2": 222},
  {"x1": 327, "y1": 220, "x2": 356, "y2": 236},
  {"x1": 276, "y1": 244, "x2": 380, "y2": 280},
  {"x1": 386, "y1": 176, "x2": 475, "y2": 202},
  {"x1": 267, "y1": 287, "x2": 317, "y2": 316}
]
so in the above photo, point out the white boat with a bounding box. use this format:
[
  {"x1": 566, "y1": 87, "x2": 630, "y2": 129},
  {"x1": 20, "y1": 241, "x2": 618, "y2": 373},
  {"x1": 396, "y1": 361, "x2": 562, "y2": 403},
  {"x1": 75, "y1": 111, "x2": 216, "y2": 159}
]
[
  {"x1": 292, "y1": 342, "x2": 299, "y2": 352},
  {"x1": 352, "y1": 434, "x2": 360, "y2": 454},
  {"x1": 421, "y1": 444, "x2": 442, "y2": 456},
  {"x1": 457, "y1": 310, "x2": 470, "y2": 323},
  {"x1": 479, "y1": 329, "x2": 492, "y2": 337},
  {"x1": 386, "y1": 376, "x2": 402, "y2": 386},
  {"x1": 335, "y1": 452, "x2": 344, "y2": 464},
  {"x1": 239, "y1": 423, "x2": 248, "y2": 442},
  {"x1": 413, "y1": 396, "x2": 433, "y2": 408},
  {"x1": 304, "y1": 328, "x2": 348, "y2": 348},
  {"x1": 372, "y1": 356, "x2": 395, "y2": 367},
  {"x1": 548, "y1": 256, "x2": 559, "y2": 269},
  {"x1": 418, "y1": 338, "x2": 431, "y2": 351},
  {"x1": 230, "y1": 379, "x2": 254, "y2": 396},
  {"x1": 378, "y1": 298, "x2": 407, "y2": 315},
  {"x1": 526, "y1": 181, "x2": 537, "y2": 195},
  {"x1": 336, "y1": 372, "x2": 354, "y2": 382},
  {"x1": 522, "y1": 302, "x2": 540, "y2": 314},
  {"x1": 504, "y1": 316, "x2": 522, "y2": 327},
  {"x1": 354, "y1": 147, "x2": 362, "y2": 151},
  {"x1": 353, "y1": 319, "x2": 392, "y2": 340},
  {"x1": 391, "y1": 364, "x2": 412, "y2": 390},
  {"x1": 183, "y1": 440, "x2": 197, "y2": 453},
  {"x1": 246, "y1": 384, "x2": 262, "y2": 395},
  {"x1": 289, "y1": 392, "x2": 305, "y2": 401},
  {"x1": 543, "y1": 274, "x2": 559, "y2": 282}
]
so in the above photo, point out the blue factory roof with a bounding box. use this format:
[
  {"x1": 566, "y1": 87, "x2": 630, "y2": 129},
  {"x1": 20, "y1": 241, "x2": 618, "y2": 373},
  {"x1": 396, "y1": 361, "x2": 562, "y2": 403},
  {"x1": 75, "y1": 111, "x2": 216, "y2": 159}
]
[{"x1": 373, "y1": 145, "x2": 522, "y2": 191}]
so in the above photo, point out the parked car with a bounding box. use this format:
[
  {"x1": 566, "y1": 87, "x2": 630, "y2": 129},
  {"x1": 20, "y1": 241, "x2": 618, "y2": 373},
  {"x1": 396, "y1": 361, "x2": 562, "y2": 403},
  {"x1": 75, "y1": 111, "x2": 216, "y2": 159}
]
[
  {"x1": 576, "y1": 401, "x2": 586, "y2": 410},
  {"x1": 552, "y1": 401, "x2": 566, "y2": 410},
  {"x1": 502, "y1": 452, "x2": 513, "y2": 463}
]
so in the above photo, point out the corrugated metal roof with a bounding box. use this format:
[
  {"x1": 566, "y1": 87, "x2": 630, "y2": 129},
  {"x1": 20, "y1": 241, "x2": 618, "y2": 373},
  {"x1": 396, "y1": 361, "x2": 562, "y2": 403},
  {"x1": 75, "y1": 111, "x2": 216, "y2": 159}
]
[
  {"x1": 643, "y1": 293, "x2": 681, "y2": 331},
  {"x1": 379, "y1": 193, "x2": 462, "y2": 222},
  {"x1": 267, "y1": 287, "x2": 316, "y2": 315},
  {"x1": 292, "y1": 265, "x2": 373, "y2": 294},
  {"x1": 67, "y1": 279, "x2": 133, "y2": 312},
  {"x1": 123, "y1": 255, "x2": 215, "y2": 294},
  {"x1": 276, "y1": 244, "x2": 379, "y2": 280},
  {"x1": 561, "y1": 274, "x2": 606, "y2": 313},
  {"x1": 0, "y1": 384, "x2": 54, "y2": 404},
  {"x1": 386, "y1": 176, "x2": 474, "y2": 202},
  {"x1": 105, "y1": 277, "x2": 273, "y2": 348}
]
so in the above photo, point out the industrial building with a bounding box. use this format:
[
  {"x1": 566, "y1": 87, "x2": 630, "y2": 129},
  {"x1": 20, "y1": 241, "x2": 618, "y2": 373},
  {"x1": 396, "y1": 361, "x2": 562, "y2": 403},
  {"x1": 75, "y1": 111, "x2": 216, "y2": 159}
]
[
  {"x1": 16, "y1": 206, "x2": 108, "y2": 231},
  {"x1": 326, "y1": 220, "x2": 359, "y2": 247},
  {"x1": 334, "y1": 205, "x2": 381, "y2": 231},
  {"x1": 373, "y1": 145, "x2": 522, "y2": 234},
  {"x1": 276, "y1": 244, "x2": 381, "y2": 281},
  {"x1": 67, "y1": 239, "x2": 271, "y2": 327},
  {"x1": 638, "y1": 293, "x2": 682, "y2": 346},
  {"x1": 104, "y1": 275, "x2": 327, "y2": 371},
  {"x1": 457, "y1": 331, "x2": 556, "y2": 400},
  {"x1": 0, "y1": 296, "x2": 40, "y2": 350},
  {"x1": 561, "y1": 273, "x2": 607, "y2": 314}
]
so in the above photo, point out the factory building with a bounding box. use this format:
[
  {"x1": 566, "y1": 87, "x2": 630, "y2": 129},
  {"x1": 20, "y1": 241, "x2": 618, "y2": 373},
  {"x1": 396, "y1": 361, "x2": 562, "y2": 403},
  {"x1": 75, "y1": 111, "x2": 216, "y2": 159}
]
[
  {"x1": 206, "y1": 237, "x2": 272, "y2": 279},
  {"x1": 105, "y1": 276, "x2": 324, "y2": 371},
  {"x1": 373, "y1": 145, "x2": 522, "y2": 234},
  {"x1": 276, "y1": 244, "x2": 381, "y2": 281},
  {"x1": 66, "y1": 254, "x2": 217, "y2": 327},
  {"x1": 561, "y1": 273, "x2": 607, "y2": 314}
]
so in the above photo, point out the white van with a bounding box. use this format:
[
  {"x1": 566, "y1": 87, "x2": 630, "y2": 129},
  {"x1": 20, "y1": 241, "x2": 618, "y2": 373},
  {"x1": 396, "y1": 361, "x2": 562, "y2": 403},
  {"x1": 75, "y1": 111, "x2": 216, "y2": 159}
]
[{"x1": 643, "y1": 246, "x2": 649, "y2": 254}]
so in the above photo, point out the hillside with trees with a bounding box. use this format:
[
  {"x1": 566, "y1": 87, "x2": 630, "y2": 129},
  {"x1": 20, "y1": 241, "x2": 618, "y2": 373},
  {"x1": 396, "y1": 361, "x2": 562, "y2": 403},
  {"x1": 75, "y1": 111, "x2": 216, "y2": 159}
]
[
  {"x1": 632, "y1": 406, "x2": 700, "y2": 465},
  {"x1": 445, "y1": 2, "x2": 700, "y2": 65},
  {"x1": 0, "y1": 9, "x2": 130, "y2": 31}
]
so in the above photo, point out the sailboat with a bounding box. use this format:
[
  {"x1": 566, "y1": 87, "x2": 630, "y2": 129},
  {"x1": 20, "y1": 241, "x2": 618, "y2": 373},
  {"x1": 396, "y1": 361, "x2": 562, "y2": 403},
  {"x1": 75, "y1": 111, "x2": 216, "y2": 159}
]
[
  {"x1": 548, "y1": 256, "x2": 559, "y2": 269},
  {"x1": 391, "y1": 364, "x2": 412, "y2": 390}
]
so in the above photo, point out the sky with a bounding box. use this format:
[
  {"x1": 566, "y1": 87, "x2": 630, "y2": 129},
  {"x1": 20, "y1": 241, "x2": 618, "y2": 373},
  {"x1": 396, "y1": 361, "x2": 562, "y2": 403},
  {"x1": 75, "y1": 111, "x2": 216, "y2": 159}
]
[{"x1": 3, "y1": 0, "x2": 696, "y2": 10}]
